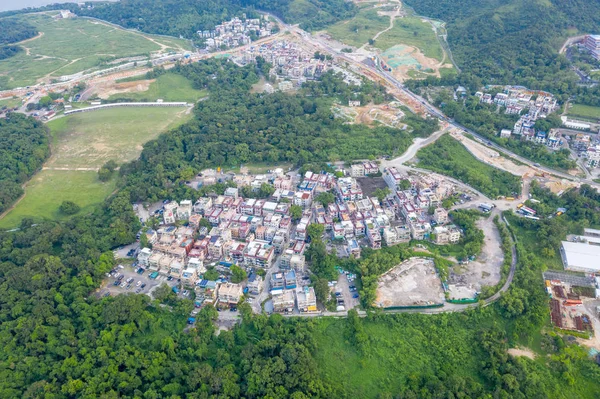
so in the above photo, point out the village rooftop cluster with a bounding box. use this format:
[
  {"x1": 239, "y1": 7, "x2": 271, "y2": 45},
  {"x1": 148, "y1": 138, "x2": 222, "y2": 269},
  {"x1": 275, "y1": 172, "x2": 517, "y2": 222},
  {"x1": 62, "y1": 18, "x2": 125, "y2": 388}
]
[
  {"x1": 198, "y1": 15, "x2": 275, "y2": 51},
  {"x1": 231, "y1": 40, "x2": 361, "y2": 92},
  {"x1": 135, "y1": 163, "x2": 470, "y2": 312}
]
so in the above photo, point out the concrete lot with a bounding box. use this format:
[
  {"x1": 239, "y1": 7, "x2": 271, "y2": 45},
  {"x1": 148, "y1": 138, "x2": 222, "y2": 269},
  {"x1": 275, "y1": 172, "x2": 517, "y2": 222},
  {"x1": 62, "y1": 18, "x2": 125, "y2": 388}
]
[
  {"x1": 375, "y1": 258, "x2": 445, "y2": 308},
  {"x1": 98, "y1": 265, "x2": 178, "y2": 298},
  {"x1": 333, "y1": 272, "x2": 360, "y2": 311}
]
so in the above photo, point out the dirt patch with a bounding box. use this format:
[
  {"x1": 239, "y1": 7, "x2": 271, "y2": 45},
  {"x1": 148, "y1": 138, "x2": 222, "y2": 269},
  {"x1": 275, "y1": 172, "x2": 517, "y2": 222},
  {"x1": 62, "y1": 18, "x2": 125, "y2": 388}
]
[
  {"x1": 93, "y1": 79, "x2": 155, "y2": 99},
  {"x1": 356, "y1": 176, "x2": 387, "y2": 197},
  {"x1": 448, "y1": 216, "x2": 503, "y2": 298},
  {"x1": 508, "y1": 348, "x2": 536, "y2": 360},
  {"x1": 544, "y1": 180, "x2": 578, "y2": 194},
  {"x1": 375, "y1": 257, "x2": 445, "y2": 308},
  {"x1": 333, "y1": 101, "x2": 406, "y2": 127},
  {"x1": 383, "y1": 44, "x2": 452, "y2": 81}
]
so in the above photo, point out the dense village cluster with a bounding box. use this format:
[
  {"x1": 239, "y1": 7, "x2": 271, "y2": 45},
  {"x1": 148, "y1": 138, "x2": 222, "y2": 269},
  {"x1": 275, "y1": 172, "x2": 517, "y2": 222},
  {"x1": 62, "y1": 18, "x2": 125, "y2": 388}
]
[
  {"x1": 473, "y1": 86, "x2": 560, "y2": 144},
  {"x1": 134, "y1": 163, "x2": 466, "y2": 312},
  {"x1": 231, "y1": 40, "x2": 361, "y2": 91},
  {"x1": 197, "y1": 15, "x2": 275, "y2": 51}
]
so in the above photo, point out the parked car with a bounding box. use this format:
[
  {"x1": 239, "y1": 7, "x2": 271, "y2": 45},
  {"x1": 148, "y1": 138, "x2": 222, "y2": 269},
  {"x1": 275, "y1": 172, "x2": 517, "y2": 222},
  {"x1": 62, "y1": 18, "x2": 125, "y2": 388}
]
[
  {"x1": 141, "y1": 283, "x2": 146, "y2": 288},
  {"x1": 136, "y1": 281, "x2": 142, "y2": 287}
]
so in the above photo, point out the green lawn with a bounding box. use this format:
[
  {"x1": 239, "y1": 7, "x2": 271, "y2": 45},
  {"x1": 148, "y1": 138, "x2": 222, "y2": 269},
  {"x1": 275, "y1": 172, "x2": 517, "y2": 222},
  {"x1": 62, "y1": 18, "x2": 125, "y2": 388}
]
[
  {"x1": 107, "y1": 73, "x2": 207, "y2": 103},
  {"x1": 0, "y1": 13, "x2": 190, "y2": 90},
  {"x1": 375, "y1": 16, "x2": 444, "y2": 61},
  {"x1": 0, "y1": 106, "x2": 191, "y2": 227},
  {"x1": 0, "y1": 170, "x2": 116, "y2": 228},
  {"x1": 567, "y1": 103, "x2": 600, "y2": 121},
  {"x1": 47, "y1": 106, "x2": 191, "y2": 168},
  {"x1": 326, "y1": 7, "x2": 389, "y2": 48}
]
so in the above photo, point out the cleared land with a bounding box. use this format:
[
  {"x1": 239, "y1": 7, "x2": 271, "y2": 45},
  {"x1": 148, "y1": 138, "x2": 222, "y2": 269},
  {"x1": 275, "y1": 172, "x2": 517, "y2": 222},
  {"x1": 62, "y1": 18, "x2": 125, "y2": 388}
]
[
  {"x1": 0, "y1": 13, "x2": 189, "y2": 90},
  {"x1": 46, "y1": 107, "x2": 191, "y2": 168},
  {"x1": 567, "y1": 103, "x2": 600, "y2": 121},
  {"x1": 106, "y1": 73, "x2": 207, "y2": 103},
  {"x1": 374, "y1": 258, "x2": 445, "y2": 308},
  {"x1": 0, "y1": 107, "x2": 190, "y2": 227},
  {"x1": 0, "y1": 170, "x2": 116, "y2": 228}
]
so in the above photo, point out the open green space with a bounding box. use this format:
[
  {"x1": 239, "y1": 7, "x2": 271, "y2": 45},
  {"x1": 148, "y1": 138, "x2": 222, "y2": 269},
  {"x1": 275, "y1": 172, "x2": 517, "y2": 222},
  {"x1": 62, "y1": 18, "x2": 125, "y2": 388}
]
[
  {"x1": 107, "y1": 73, "x2": 207, "y2": 103},
  {"x1": 326, "y1": 7, "x2": 389, "y2": 48},
  {"x1": 46, "y1": 106, "x2": 191, "y2": 168},
  {"x1": 416, "y1": 134, "x2": 521, "y2": 198},
  {"x1": 0, "y1": 170, "x2": 116, "y2": 228},
  {"x1": 0, "y1": 13, "x2": 189, "y2": 90},
  {"x1": 375, "y1": 17, "x2": 443, "y2": 61},
  {"x1": 0, "y1": 96, "x2": 21, "y2": 109},
  {"x1": 0, "y1": 106, "x2": 190, "y2": 227},
  {"x1": 567, "y1": 103, "x2": 600, "y2": 121}
]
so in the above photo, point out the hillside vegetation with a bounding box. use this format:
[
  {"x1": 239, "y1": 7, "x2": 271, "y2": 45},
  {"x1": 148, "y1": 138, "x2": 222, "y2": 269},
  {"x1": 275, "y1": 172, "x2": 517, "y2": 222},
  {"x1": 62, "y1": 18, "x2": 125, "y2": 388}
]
[
  {"x1": 41, "y1": 0, "x2": 357, "y2": 38},
  {"x1": 0, "y1": 113, "x2": 49, "y2": 214},
  {"x1": 416, "y1": 134, "x2": 521, "y2": 198},
  {"x1": 403, "y1": 0, "x2": 600, "y2": 94}
]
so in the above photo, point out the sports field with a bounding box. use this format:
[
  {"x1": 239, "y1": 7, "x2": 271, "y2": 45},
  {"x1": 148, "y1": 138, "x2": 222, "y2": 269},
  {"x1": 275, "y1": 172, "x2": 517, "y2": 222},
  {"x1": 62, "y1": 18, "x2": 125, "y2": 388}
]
[
  {"x1": 0, "y1": 106, "x2": 190, "y2": 227},
  {"x1": 567, "y1": 103, "x2": 600, "y2": 121},
  {"x1": 0, "y1": 170, "x2": 116, "y2": 228},
  {"x1": 0, "y1": 13, "x2": 190, "y2": 90},
  {"x1": 107, "y1": 73, "x2": 207, "y2": 103},
  {"x1": 46, "y1": 106, "x2": 191, "y2": 168}
]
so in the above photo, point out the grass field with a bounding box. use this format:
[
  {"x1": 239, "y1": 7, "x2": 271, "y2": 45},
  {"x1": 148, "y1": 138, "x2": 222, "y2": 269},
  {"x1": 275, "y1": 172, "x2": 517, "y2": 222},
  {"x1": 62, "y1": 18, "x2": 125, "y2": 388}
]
[
  {"x1": 0, "y1": 170, "x2": 116, "y2": 228},
  {"x1": 0, "y1": 106, "x2": 191, "y2": 227},
  {"x1": 326, "y1": 8, "x2": 389, "y2": 48},
  {"x1": 46, "y1": 107, "x2": 191, "y2": 168},
  {"x1": 0, "y1": 13, "x2": 190, "y2": 90},
  {"x1": 375, "y1": 17, "x2": 443, "y2": 61},
  {"x1": 567, "y1": 103, "x2": 600, "y2": 121},
  {"x1": 107, "y1": 73, "x2": 207, "y2": 103}
]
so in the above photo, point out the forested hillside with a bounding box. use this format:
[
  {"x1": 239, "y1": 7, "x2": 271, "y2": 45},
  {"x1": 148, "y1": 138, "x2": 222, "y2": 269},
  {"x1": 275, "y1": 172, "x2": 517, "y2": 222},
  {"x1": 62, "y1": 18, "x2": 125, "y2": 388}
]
[
  {"x1": 0, "y1": 18, "x2": 38, "y2": 44},
  {"x1": 0, "y1": 113, "x2": 49, "y2": 214},
  {"x1": 0, "y1": 18, "x2": 37, "y2": 60},
  {"x1": 404, "y1": 0, "x2": 600, "y2": 95},
  {"x1": 36, "y1": 0, "x2": 356, "y2": 38}
]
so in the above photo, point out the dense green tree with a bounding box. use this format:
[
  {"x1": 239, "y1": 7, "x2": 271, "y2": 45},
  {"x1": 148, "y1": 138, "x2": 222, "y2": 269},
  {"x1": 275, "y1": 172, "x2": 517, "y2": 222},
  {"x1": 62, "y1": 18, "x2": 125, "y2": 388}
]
[
  {"x1": 58, "y1": 200, "x2": 80, "y2": 215},
  {"x1": 315, "y1": 192, "x2": 335, "y2": 207}
]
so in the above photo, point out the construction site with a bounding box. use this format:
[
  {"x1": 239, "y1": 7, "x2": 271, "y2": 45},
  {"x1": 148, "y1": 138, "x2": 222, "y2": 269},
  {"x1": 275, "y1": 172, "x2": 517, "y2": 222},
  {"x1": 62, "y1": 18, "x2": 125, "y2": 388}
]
[
  {"x1": 374, "y1": 257, "x2": 445, "y2": 308},
  {"x1": 332, "y1": 100, "x2": 406, "y2": 127},
  {"x1": 544, "y1": 272, "x2": 596, "y2": 335}
]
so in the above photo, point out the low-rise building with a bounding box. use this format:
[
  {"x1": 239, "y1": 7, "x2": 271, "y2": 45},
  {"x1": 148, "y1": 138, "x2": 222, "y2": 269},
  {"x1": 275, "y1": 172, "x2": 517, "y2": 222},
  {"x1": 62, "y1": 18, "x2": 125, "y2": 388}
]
[
  {"x1": 247, "y1": 273, "x2": 264, "y2": 295},
  {"x1": 296, "y1": 286, "x2": 318, "y2": 312},
  {"x1": 434, "y1": 225, "x2": 461, "y2": 244},
  {"x1": 217, "y1": 282, "x2": 243, "y2": 306},
  {"x1": 272, "y1": 289, "x2": 296, "y2": 312}
]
